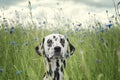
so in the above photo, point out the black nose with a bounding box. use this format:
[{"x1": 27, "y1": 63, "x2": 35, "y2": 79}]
[{"x1": 54, "y1": 46, "x2": 61, "y2": 53}]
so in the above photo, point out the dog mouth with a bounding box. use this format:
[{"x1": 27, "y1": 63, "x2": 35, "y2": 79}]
[{"x1": 50, "y1": 53, "x2": 63, "y2": 59}]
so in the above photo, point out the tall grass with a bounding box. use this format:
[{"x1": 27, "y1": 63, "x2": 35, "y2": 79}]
[{"x1": 0, "y1": 26, "x2": 120, "y2": 80}]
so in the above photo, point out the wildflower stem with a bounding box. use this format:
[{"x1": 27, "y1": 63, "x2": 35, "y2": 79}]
[
  {"x1": 28, "y1": 1, "x2": 36, "y2": 29},
  {"x1": 112, "y1": 0, "x2": 119, "y2": 22}
]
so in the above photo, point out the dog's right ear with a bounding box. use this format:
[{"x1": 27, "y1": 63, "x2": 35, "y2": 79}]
[{"x1": 35, "y1": 38, "x2": 45, "y2": 56}]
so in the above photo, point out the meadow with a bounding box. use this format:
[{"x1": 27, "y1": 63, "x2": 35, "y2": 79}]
[
  {"x1": 0, "y1": 1, "x2": 120, "y2": 80},
  {"x1": 0, "y1": 24, "x2": 120, "y2": 80}
]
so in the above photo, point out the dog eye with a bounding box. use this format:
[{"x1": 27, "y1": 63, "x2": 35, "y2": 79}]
[
  {"x1": 47, "y1": 39, "x2": 52, "y2": 46},
  {"x1": 60, "y1": 38, "x2": 65, "y2": 46},
  {"x1": 47, "y1": 39, "x2": 52, "y2": 44}
]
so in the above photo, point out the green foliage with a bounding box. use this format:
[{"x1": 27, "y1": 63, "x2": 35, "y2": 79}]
[{"x1": 0, "y1": 26, "x2": 120, "y2": 80}]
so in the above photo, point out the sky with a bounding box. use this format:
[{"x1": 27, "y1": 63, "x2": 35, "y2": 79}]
[{"x1": 0, "y1": 0, "x2": 120, "y2": 26}]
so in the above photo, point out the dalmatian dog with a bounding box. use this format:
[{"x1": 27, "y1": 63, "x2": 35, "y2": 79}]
[{"x1": 35, "y1": 34, "x2": 75, "y2": 80}]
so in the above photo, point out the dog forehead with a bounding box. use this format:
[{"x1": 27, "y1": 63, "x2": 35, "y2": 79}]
[{"x1": 45, "y1": 34, "x2": 65, "y2": 41}]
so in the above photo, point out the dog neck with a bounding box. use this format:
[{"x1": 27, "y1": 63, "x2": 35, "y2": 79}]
[{"x1": 44, "y1": 58, "x2": 66, "y2": 80}]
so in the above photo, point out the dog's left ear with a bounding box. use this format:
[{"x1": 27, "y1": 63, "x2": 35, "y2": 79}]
[
  {"x1": 67, "y1": 38, "x2": 75, "y2": 56},
  {"x1": 35, "y1": 38, "x2": 45, "y2": 56}
]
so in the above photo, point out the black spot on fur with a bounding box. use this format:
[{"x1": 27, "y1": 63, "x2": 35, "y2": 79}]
[
  {"x1": 47, "y1": 57, "x2": 51, "y2": 62},
  {"x1": 53, "y1": 36, "x2": 56, "y2": 38},
  {"x1": 56, "y1": 60, "x2": 60, "y2": 67},
  {"x1": 61, "y1": 59, "x2": 66, "y2": 68},
  {"x1": 60, "y1": 38, "x2": 65, "y2": 47},
  {"x1": 48, "y1": 64, "x2": 53, "y2": 76},
  {"x1": 53, "y1": 68, "x2": 59, "y2": 80},
  {"x1": 47, "y1": 68, "x2": 52, "y2": 77},
  {"x1": 61, "y1": 67, "x2": 63, "y2": 73},
  {"x1": 43, "y1": 49, "x2": 45, "y2": 56},
  {"x1": 43, "y1": 72, "x2": 46, "y2": 78},
  {"x1": 53, "y1": 60, "x2": 60, "y2": 80}
]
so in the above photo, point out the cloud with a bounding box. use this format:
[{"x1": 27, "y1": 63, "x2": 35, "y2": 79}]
[
  {"x1": 0, "y1": 0, "x2": 26, "y2": 7},
  {"x1": 0, "y1": 0, "x2": 116, "y2": 25},
  {"x1": 0, "y1": 0, "x2": 118, "y2": 9},
  {"x1": 72, "y1": 0, "x2": 119, "y2": 8}
]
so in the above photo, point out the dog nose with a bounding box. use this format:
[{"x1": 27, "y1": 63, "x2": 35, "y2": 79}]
[{"x1": 54, "y1": 46, "x2": 61, "y2": 52}]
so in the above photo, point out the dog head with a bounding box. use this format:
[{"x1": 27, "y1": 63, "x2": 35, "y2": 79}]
[{"x1": 35, "y1": 34, "x2": 75, "y2": 59}]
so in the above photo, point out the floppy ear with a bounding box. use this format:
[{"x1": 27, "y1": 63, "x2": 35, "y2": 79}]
[
  {"x1": 67, "y1": 38, "x2": 75, "y2": 56},
  {"x1": 35, "y1": 38, "x2": 45, "y2": 56}
]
